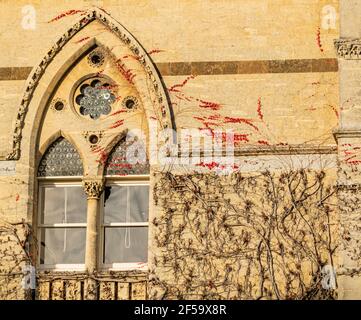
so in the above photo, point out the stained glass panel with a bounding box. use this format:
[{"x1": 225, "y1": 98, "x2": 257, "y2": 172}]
[
  {"x1": 75, "y1": 79, "x2": 115, "y2": 120},
  {"x1": 37, "y1": 137, "x2": 83, "y2": 177},
  {"x1": 105, "y1": 136, "x2": 149, "y2": 176}
]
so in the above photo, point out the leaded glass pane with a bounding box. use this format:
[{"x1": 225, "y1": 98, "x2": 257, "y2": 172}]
[
  {"x1": 75, "y1": 79, "x2": 115, "y2": 120},
  {"x1": 105, "y1": 136, "x2": 149, "y2": 176},
  {"x1": 37, "y1": 138, "x2": 83, "y2": 177}
]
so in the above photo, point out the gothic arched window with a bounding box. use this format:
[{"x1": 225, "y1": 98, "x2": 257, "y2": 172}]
[
  {"x1": 37, "y1": 137, "x2": 87, "y2": 269},
  {"x1": 101, "y1": 135, "x2": 149, "y2": 270}
]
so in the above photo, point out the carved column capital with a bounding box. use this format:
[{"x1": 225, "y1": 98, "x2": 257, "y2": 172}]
[
  {"x1": 82, "y1": 178, "x2": 104, "y2": 199},
  {"x1": 334, "y1": 38, "x2": 361, "y2": 59}
]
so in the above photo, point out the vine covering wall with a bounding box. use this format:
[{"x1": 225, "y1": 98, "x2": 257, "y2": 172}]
[
  {"x1": 0, "y1": 3, "x2": 344, "y2": 300},
  {"x1": 0, "y1": 220, "x2": 31, "y2": 300},
  {"x1": 149, "y1": 169, "x2": 338, "y2": 300}
]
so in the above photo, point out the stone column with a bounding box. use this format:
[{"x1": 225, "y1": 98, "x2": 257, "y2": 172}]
[
  {"x1": 82, "y1": 177, "x2": 104, "y2": 300},
  {"x1": 334, "y1": 0, "x2": 361, "y2": 300}
]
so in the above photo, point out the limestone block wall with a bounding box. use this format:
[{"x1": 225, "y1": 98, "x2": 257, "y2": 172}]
[
  {"x1": 0, "y1": 0, "x2": 340, "y2": 156},
  {"x1": 148, "y1": 155, "x2": 338, "y2": 300},
  {"x1": 0, "y1": 0, "x2": 345, "y2": 300}
]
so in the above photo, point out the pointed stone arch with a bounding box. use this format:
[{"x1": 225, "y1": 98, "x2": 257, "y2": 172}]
[
  {"x1": 37, "y1": 130, "x2": 86, "y2": 172},
  {"x1": 37, "y1": 136, "x2": 83, "y2": 177},
  {"x1": 7, "y1": 8, "x2": 176, "y2": 161}
]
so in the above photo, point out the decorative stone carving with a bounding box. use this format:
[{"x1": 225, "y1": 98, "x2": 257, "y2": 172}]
[
  {"x1": 337, "y1": 184, "x2": 361, "y2": 191},
  {"x1": 87, "y1": 48, "x2": 105, "y2": 68},
  {"x1": 82, "y1": 131, "x2": 104, "y2": 145},
  {"x1": 50, "y1": 98, "x2": 66, "y2": 112},
  {"x1": 122, "y1": 96, "x2": 138, "y2": 111},
  {"x1": 334, "y1": 38, "x2": 361, "y2": 59},
  {"x1": 82, "y1": 178, "x2": 104, "y2": 199},
  {"x1": 8, "y1": 8, "x2": 173, "y2": 160}
]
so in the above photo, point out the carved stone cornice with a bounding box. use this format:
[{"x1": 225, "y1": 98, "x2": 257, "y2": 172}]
[
  {"x1": 334, "y1": 38, "x2": 361, "y2": 59},
  {"x1": 333, "y1": 129, "x2": 361, "y2": 140},
  {"x1": 82, "y1": 178, "x2": 104, "y2": 199}
]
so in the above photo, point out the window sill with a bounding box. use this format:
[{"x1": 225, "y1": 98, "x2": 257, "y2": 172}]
[
  {"x1": 36, "y1": 269, "x2": 148, "y2": 281},
  {"x1": 38, "y1": 264, "x2": 86, "y2": 272},
  {"x1": 105, "y1": 262, "x2": 148, "y2": 272}
]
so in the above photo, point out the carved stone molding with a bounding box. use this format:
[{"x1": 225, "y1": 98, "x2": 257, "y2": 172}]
[
  {"x1": 7, "y1": 8, "x2": 173, "y2": 160},
  {"x1": 82, "y1": 130, "x2": 104, "y2": 145},
  {"x1": 333, "y1": 129, "x2": 361, "y2": 140},
  {"x1": 50, "y1": 98, "x2": 66, "y2": 113},
  {"x1": 334, "y1": 38, "x2": 361, "y2": 59},
  {"x1": 82, "y1": 178, "x2": 104, "y2": 199},
  {"x1": 337, "y1": 183, "x2": 361, "y2": 191},
  {"x1": 87, "y1": 48, "x2": 105, "y2": 68},
  {"x1": 122, "y1": 96, "x2": 139, "y2": 111}
]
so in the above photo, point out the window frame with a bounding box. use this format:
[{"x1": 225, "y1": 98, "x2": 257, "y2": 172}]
[
  {"x1": 99, "y1": 174, "x2": 150, "y2": 271},
  {"x1": 37, "y1": 176, "x2": 86, "y2": 271},
  {"x1": 37, "y1": 174, "x2": 150, "y2": 272}
]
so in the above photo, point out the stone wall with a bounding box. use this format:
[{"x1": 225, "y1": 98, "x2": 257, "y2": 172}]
[
  {"x1": 149, "y1": 165, "x2": 338, "y2": 300},
  {"x1": 0, "y1": 0, "x2": 340, "y2": 157},
  {"x1": 0, "y1": 0, "x2": 347, "y2": 300}
]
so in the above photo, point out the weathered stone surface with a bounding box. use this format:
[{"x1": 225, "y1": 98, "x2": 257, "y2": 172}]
[{"x1": 2, "y1": 0, "x2": 360, "y2": 301}]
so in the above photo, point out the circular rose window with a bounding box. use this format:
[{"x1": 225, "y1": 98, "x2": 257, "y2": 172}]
[{"x1": 74, "y1": 77, "x2": 116, "y2": 120}]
